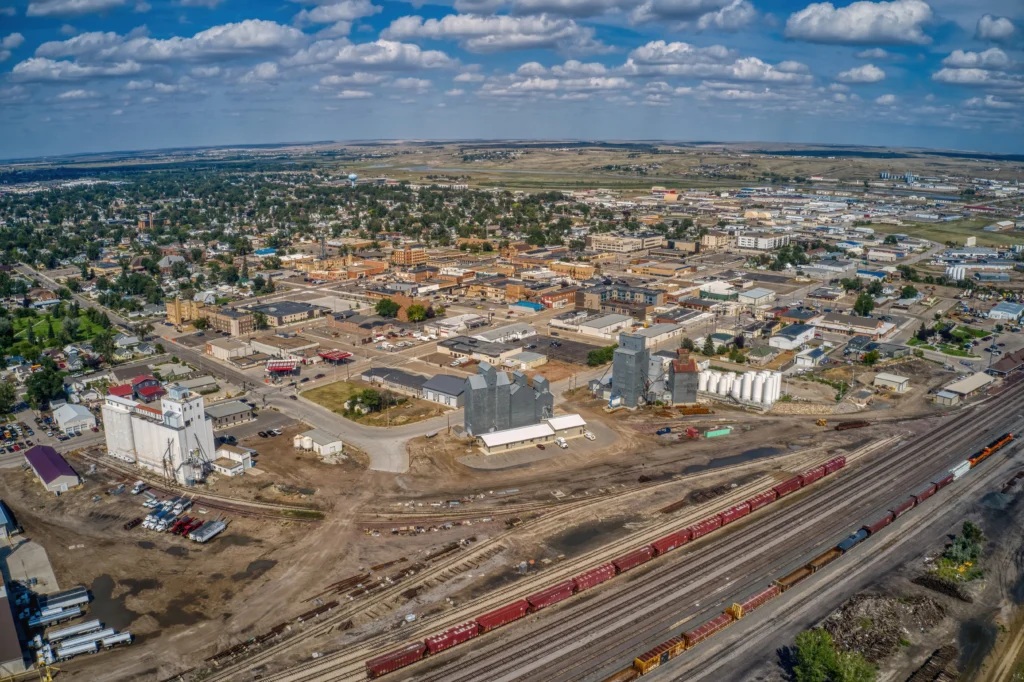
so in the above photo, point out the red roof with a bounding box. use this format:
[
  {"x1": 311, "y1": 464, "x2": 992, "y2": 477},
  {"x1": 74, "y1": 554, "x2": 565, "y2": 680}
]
[
  {"x1": 318, "y1": 350, "x2": 353, "y2": 361},
  {"x1": 131, "y1": 375, "x2": 158, "y2": 386},
  {"x1": 108, "y1": 384, "x2": 134, "y2": 397},
  {"x1": 266, "y1": 359, "x2": 299, "y2": 372},
  {"x1": 137, "y1": 385, "x2": 166, "y2": 398}
]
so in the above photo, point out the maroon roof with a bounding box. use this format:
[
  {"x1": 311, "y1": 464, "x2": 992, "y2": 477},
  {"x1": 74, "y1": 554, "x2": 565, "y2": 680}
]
[
  {"x1": 24, "y1": 445, "x2": 77, "y2": 485},
  {"x1": 131, "y1": 375, "x2": 158, "y2": 386},
  {"x1": 108, "y1": 384, "x2": 134, "y2": 397},
  {"x1": 137, "y1": 385, "x2": 166, "y2": 398}
]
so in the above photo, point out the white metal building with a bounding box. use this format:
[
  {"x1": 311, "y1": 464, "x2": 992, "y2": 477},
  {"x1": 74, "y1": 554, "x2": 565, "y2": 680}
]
[
  {"x1": 473, "y1": 323, "x2": 536, "y2": 344},
  {"x1": 769, "y1": 324, "x2": 816, "y2": 350},
  {"x1": 53, "y1": 403, "x2": 96, "y2": 434},
  {"x1": 738, "y1": 287, "x2": 776, "y2": 306},
  {"x1": 577, "y1": 314, "x2": 633, "y2": 339},
  {"x1": 293, "y1": 429, "x2": 344, "y2": 456},
  {"x1": 873, "y1": 373, "x2": 909, "y2": 392}
]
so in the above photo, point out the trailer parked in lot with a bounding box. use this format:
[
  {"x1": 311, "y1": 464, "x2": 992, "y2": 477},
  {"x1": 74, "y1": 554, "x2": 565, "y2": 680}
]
[
  {"x1": 54, "y1": 641, "x2": 98, "y2": 661},
  {"x1": 59, "y1": 628, "x2": 115, "y2": 650},
  {"x1": 38, "y1": 586, "x2": 89, "y2": 611},
  {"x1": 47, "y1": 619, "x2": 102, "y2": 643},
  {"x1": 100, "y1": 632, "x2": 132, "y2": 649},
  {"x1": 28, "y1": 607, "x2": 81, "y2": 629},
  {"x1": 189, "y1": 519, "x2": 226, "y2": 543}
]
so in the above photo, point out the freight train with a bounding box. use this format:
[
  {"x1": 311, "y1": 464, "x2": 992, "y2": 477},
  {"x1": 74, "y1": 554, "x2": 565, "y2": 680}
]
[
  {"x1": 364, "y1": 456, "x2": 848, "y2": 679},
  {"x1": 595, "y1": 432, "x2": 1016, "y2": 681}
]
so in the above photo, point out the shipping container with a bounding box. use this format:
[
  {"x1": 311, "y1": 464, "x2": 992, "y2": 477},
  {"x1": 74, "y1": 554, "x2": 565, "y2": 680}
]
[
  {"x1": 822, "y1": 456, "x2": 847, "y2": 475},
  {"x1": 933, "y1": 473, "x2": 955, "y2": 490},
  {"x1": 799, "y1": 466, "x2": 826, "y2": 487},
  {"x1": 476, "y1": 600, "x2": 529, "y2": 633},
  {"x1": 718, "y1": 502, "x2": 751, "y2": 526},
  {"x1": 705, "y1": 428, "x2": 732, "y2": 438},
  {"x1": 739, "y1": 585, "x2": 780, "y2": 615},
  {"x1": 526, "y1": 580, "x2": 576, "y2": 611},
  {"x1": 889, "y1": 497, "x2": 916, "y2": 519},
  {"x1": 365, "y1": 642, "x2": 427, "y2": 679},
  {"x1": 808, "y1": 548, "x2": 843, "y2": 573},
  {"x1": 775, "y1": 566, "x2": 813, "y2": 592},
  {"x1": 773, "y1": 477, "x2": 803, "y2": 498},
  {"x1": 572, "y1": 564, "x2": 616, "y2": 592},
  {"x1": 862, "y1": 511, "x2": 895, "y2": 535},
  {"x1": 683, "y1": 613, "x2": 733, "y2": 647},
  {"x1": 601, "y1": 667, "x2": 640, "y2": 682},
  {"x1": 837, "y1": 529, "x2": 869, "y2": 552},
  {"x1": 613, "y1": 546, "x2": 654, "y2": 573},
  {"x1": 950, "y1": 460, "x2": 971, "y2": 481},
  {"x1": 688, "y1": 515, "x2": 723, "y2": 541},
  {"x1": 745, "y1": 489, "x2": 777, "y2": 512},
  {"x1": 424, "y1": 622, "x2": 479, "y2": 654},
  {"x1": 913, "y1": 484, "x2": 938, "y2": 505},
  {"x1": 651, "y1": 528, "x2": 692, "y2": 556},
  {"x1": 634, "y1": 637, "x2": 686, "y2": 674}
]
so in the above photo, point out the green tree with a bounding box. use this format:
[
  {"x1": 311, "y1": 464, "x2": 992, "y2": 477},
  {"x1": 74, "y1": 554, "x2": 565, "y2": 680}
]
[
  {"x1": 883, "y1": 235, "x2": 898, "y2": 245},
  {"x1": 92, "y1": 329, "x2": 117, "y2": 363},
  {"x1": 794, "y1": 630, "x2": 837, "y2": 682},
  {"x1": 863, "y1": 350, "x2": 880, "y2": 365},
  {"x1": 170, "y1": 261, "x2": 190, "y2": 279},
  {"x1": 833, "y1": 651, "x2": 877, "y2": 682},
  {"x1": 586, "y1": 344, "x2": 617, "y2": 366},
  {"x1": 901, "y1": 285, "x2": 918, "y2": 299},
  {"x1": 253, "y1": 311, "x2": 269, "y2": 330},
  {"x1": 681, "y1": 337, "x2": 695, "y2": 352},
  {"x1": 853, "y1": 292, "x2": 875, "y2": 317},
  {"x1": 375, "y1": 298, "x2": 401, "y2": 318},
  {"x1": 62, "y1": 315, "x2": 79, "y2": 341},
  {"x1": 25, "y1": 359, "x2": 66, "y2": 409},
  {"x1": 702, "y1": 336, "x2": 715, "y2": 356},
  {"x1": 193, "y1": 317, "x2": 210, "y2": 330},
  {"x1": 406, "y1": 304, "x2": 428, "y2": 323},
  {"x1": 0, "y1": 381, "x2": 17, "y2": 414}
]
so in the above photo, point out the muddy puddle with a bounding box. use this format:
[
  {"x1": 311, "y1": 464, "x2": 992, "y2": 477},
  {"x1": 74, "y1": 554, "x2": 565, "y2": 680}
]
[
  {"x1": 89, "y1": 574, "x2": 144, "y2": 630},
  {"x1": 232, "y1": 559, "x2": 277, "y2": 582}
]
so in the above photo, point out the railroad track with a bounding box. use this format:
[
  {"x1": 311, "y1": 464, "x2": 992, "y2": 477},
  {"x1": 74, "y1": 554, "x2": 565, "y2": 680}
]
[
  {"x1": 664, "y1": 434, "x2": 1024, "y2": 682},
  {"x1": 192, "y1": 443, "x2": 856, "y2": 682},
  {"x1": 203, "y1": 439, "x2": 895, "y2": 682},
  {"x1": 276, "y1": 385, "x2": 1024, "y2": 682}
]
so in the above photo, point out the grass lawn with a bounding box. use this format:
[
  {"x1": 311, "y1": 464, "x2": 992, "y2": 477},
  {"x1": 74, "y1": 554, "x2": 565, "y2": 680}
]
[
  {"x1": 12, "y1": 312, "x2": 108, "y2": 342},
  {"x1": 952, "y1": 326, "x2": 988, "y2": 339},
  {"x1": 937, "y1": 344, "x2": 978, "y2": 358},
  {"x1": 302, "y1": 380, "x2": 449, "y2": 427},
  {"x1": 876, "y1": 218, "x2": 1024, "y2": 247}
]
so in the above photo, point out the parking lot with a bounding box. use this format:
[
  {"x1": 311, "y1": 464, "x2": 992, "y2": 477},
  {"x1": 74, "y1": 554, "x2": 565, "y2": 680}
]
[{"x1": 526, "y1": 334, "x2": 603, "y2": 366}]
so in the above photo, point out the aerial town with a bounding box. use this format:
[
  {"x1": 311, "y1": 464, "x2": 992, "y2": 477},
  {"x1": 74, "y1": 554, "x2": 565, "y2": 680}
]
[{"x1": 0, "y1": 139, "x2": 1022, "y2": 682}]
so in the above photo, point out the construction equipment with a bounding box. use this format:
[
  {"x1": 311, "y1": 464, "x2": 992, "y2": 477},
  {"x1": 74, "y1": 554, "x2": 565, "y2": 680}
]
[{"x1": 815, "y1": 419, "x2": 828, "y2": 427}]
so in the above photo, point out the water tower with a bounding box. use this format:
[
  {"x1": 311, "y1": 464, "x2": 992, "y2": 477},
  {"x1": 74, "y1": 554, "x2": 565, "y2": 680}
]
[{"x1": 348, "y1": 173, "x2": 358, "y2": 187}]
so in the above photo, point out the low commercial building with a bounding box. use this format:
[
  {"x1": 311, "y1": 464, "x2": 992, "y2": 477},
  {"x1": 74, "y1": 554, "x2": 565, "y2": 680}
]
[
  {"x1": 507, "y1": 351, "x2": 548, "y2": 370},
  {"x1": 439, "y1": 336, "x2": 521, "y2": 364},
  {"x1": 210, "y1": 444, "x2": 253, "y2": 476},
  {"x1": 577, "y1": 314, "x2": 633, "y2": 339},
  {"x1": 474, "y1": 323, "x2": 536, "y2": 344},
  {"x1": 328, "y1": 313, "x2": 394, "y2": 343},
  {"x1": 293, "y1": 429, "x2": 344, "y2": 456},
  {"x1": 943, "y1": 372, "x2": 994, "y2": 399},
  {"x1": 362, "y1": 367, "x2": 427, "y2": 397},
  {"x1": 934, "y1": 390, "x2": 960, "y2": 407},
  {"x1": 205, "y1": 400, "x2": 255, "y2": 429},
  {"x1": 635, "y1": 323, "x2": 684, "y2": 347},
  {"x1": 0, "y1": 586, "x2": 25, "y2": 675},
  {"x1": 873, "y1": 373, "x2": 909, "y2": 392},
  {"x1": 794, "y1": 347, "x2": 828, "y2": 368},
  {"x1": 814, "y1": 313, "x2": 894, "y2": 340},
  {"x1": 206, "y1": 338, "x2": 252, "y2": 361},
  {"x1": 250, "y1": 334, "x2": 320, "y2": 360},
  {"x1": 421, "y1": 374, "x2": 466, "y2": 408},
  {"x1": 769, "y1": 324, "x2": 816, "y2": 350},
  {"x1": 989, "y1": 301, "x2": 1024, "y2": 321},
  {"x1": 476, "y1": 414, "x2": 588, "y2": 455},
  {"x1": 23, "y1": 445, "x2": 80, "y2": 494},
  {"x1": 425, "y1": 313, "x2": 487, "y2": 338},
  {"x1": 738, "y1": 287, "x2": 776, "y2": 306},
  {"x1": 53, "y1": 403, "x2": 96, "y2": 434}
]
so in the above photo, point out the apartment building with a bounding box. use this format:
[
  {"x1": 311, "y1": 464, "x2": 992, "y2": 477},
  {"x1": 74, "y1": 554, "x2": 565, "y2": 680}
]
[
  {"x1": 737, "y1": 233, "x2": 791, "y2": 250},
  {"x1": 586, "y1": 232, "x2": 665, "y2": 253},
  {"x1": 390, "y1": 244, "x2": 428, "y2": 267}
]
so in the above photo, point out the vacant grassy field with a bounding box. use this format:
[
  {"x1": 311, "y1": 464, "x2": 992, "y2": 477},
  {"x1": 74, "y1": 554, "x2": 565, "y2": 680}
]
[
  {"x1": 301, "y1": 380, "x2": 448, "y2": 427},
  {"x1": 13, "y1": 311, "x2": 109, "y2": 341},
  {"x1": 866, "y1": 218, "x2": 1024, "y2": 247}
]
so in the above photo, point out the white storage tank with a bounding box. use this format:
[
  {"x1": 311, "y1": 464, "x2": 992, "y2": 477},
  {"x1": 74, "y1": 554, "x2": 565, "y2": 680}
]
[
  {"x1": 730, "y1": 377, "x2": 742, "y2": 400},
  {"x1": 717, "y1": 374, "x2": 730, "y2": 396},
  {"x1": 708, "y1": 372, "x2": 720, "y2": 394},
  {"x1": 770, "y1": 373, "x2": 782, "y2": 403},
  {"x1": 741, "y1": 372, "x2": 753, "y2": 401},
  {"x1": 753, "y1": 373, "x2": 766, "y2": 404},
  {"x1": 698, "y1": 371, "x2": 709, "y2": 392}
]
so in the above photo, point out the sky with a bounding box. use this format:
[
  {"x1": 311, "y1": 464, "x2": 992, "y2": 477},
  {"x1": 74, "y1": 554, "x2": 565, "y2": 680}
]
[{"x1": 0, "y1": 0, "x2": 1023, "y2": 159}]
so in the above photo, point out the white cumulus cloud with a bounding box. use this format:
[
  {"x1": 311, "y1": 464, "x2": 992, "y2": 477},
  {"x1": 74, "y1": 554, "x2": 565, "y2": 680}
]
[
  {"x1": 976, "y1": 14, "x2": 1015, "y2": 44},
  {"x1": 294, "y1": 0, "x2": 381, "y2": 26},
  {"x1": 875, "y1": 93, "x2": 896, "y2": 104},
  {"x1": 836, "y1": 63, "x2": 886, "y2": 83},
  {"x1": 785, "y1": 0, "x2": 933, "y2": 45},
  {"x1": 57, "y1": 88, "x2": 100, "y2": 98},
  {"x1": 27, "y1": 0, "x2": 126, "y2": 17},
  {"x1": 696, "y1": 0, "x2": 757, "y2": 31},
  {"x1": 942, "y1": 48, "x2": 1011, "y2": 71},
  {"x1": 382, "y1": 14, "x2": 608, "y2": 54},
  {"x1": 11, "y1": 57, "x2": 142, "y2": 81},
  {"x1": 284, "y1": 38, "x2": 458, "y2": 70}
]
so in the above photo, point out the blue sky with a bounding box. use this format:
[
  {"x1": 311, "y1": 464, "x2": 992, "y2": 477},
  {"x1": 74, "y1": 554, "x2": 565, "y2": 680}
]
[{"x1": 0, "y1": 0, "x2": 1022, "y2": 158}]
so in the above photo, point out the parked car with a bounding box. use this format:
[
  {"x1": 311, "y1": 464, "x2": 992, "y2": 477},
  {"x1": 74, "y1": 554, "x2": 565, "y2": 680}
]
[
  {"x1": 536, "y1": 444, "x2": 546, "y2": 450},
  {"x1": 258, "y1": 431, "x2": 268, "y2": 438},
  {"x1": 314, "y1": 373, "x2": 325, "y2": 379},
  {"x1": 289, "y1": 395, "x2": 298, "y2": 400}
]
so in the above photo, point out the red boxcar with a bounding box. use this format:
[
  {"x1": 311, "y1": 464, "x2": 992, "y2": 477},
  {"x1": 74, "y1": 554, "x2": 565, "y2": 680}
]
[
  {"x1": 773, "y1": 476, "x2": 803, "y2": 498},
  {"x1": 740, "y1": 585, "x2": 780, "y2": 614},
  {"x1": 823, "y1": 456, "x2": 847, "y2": 475},
  {"x1": 526, "y1": 580, "x2": 576, "y2": 611},
  {"x1": 573, "y1": 564, "x2": 616, "y2": 592},
  {"x1": 913, "y1": 484, "x2": 937, "y2": 505},
  {"x1": 890, "y1": 497, "x2": 916, "y2": 519},
  {"x1": 745, "y1": 489, "x2": 777, "y2": 512},
  {"x1": 862, "y1": 511, "x2": 895, "y2": 535},
  {"x1": 933, "y1": 473, "x2": 955, "y2": 490},
  {"x1": 651, "y1": 528, "x2": 692, "y2": 556},
  {"x1": 365, "y1": 642, "x2": 427, "y2": 678},
  {"x1": 688, "y1": 515, "x2": 723, "y2": 541},
  {"x1": 613, "y1": 546, "x2": 654, "y2": 573},
  {"x1": 718, "y1": 502, "x2": 751, "y2": 526},
  {"x1": 476, "y1": 600, "x2": 530, "y2": 633},
  {"x1": 799, "y1": 466, "x2": 826, "y2": 486},
  {"x1": 683, "y1": 613, "x2": 733, "y2": 647},
  {"x1": 424, "y1": 622, "x2": 479, "y2": 654}
]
